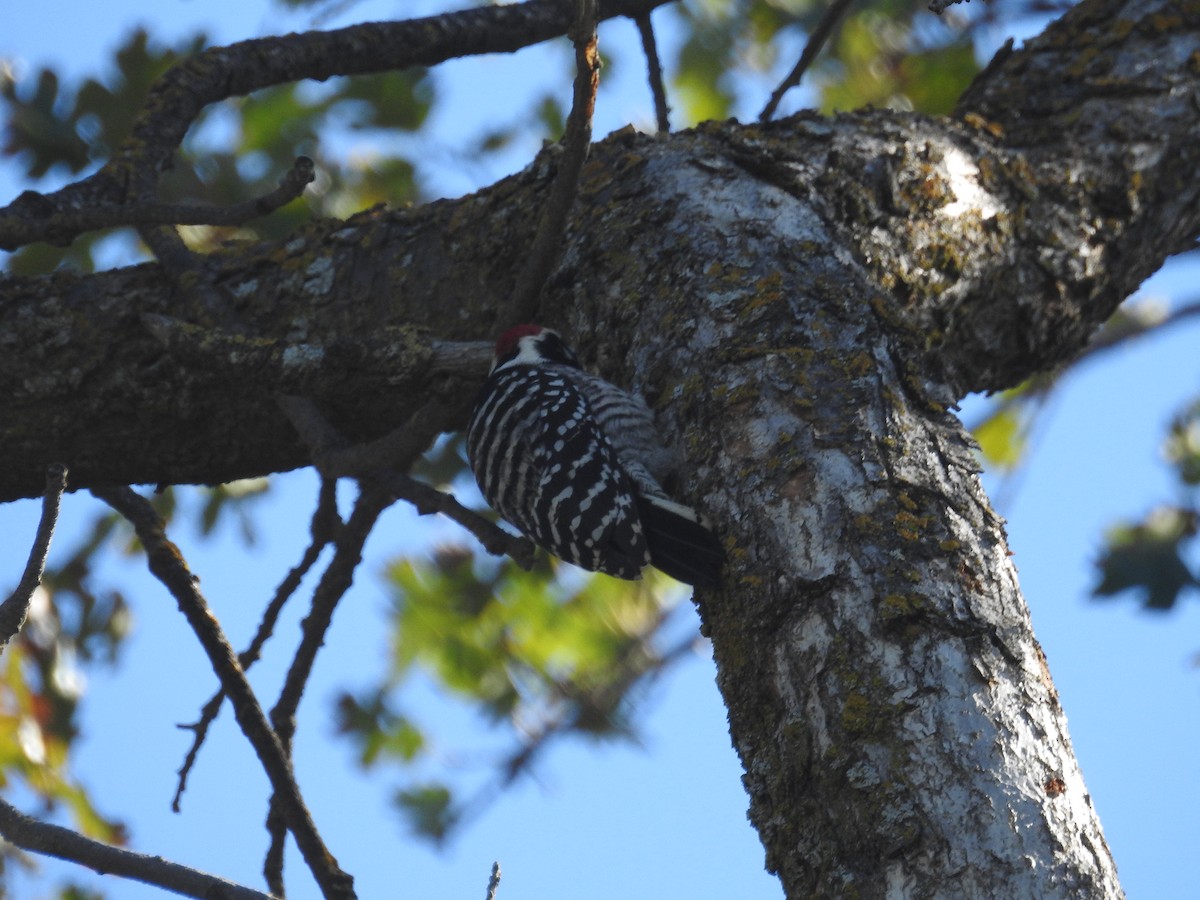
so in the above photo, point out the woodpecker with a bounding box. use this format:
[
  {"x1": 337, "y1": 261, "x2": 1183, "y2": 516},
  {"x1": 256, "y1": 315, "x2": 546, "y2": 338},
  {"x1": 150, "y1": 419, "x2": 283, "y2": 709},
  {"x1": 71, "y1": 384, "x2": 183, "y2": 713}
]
[{"x1": 466, "y1": 324, "x2": 724, "y2": 587}]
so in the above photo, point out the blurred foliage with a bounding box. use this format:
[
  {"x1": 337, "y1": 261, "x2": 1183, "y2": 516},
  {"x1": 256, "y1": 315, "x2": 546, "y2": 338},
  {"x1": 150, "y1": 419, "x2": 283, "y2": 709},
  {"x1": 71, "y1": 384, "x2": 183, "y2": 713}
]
[
  {"x1": 0, "y1": 482, "x2": 269, "y2": 865},
  {"x1": 971, "y1": 382, "x2": 1044, "y2": 472},
  {"x1": 820, "y1": 13, "x2": 979, "y2": 115},
  {"x1": 1094, "y1": 506, "x2": 1197, "y2": 611},
  {"x1": 1, "y1": 28, "x2": 430, "y2": 273},
  {"x1": 336, "y1": 544, "x2": 688, "y2": 842},
  {"x1": 669, "y1": 0, "x2": 987, "y2": 124},
  {"x1": 57, "y1": 886, "x2": 106, "y2": 900},
  {"x1": 1165, "y1": 397, "x2": 1200, "y2": 489},
  {"x1": 966, "y1": 294, "x2": 1200, "y2": 614},
  {"x1": 1092, "y1": 399, "x2": 1200, "y2": 612}
]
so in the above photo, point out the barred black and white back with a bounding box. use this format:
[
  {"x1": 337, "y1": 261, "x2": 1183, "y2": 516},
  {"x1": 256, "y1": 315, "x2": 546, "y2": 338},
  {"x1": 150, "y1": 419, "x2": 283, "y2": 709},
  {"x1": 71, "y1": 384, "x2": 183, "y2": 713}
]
[{"x1": 466, "y1": 324, "x2": 724, "y2": 587}]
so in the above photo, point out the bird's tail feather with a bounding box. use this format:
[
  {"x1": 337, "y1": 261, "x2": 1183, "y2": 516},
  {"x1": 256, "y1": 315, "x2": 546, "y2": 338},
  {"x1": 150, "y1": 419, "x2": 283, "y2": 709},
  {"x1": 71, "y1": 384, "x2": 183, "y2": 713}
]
[{"x1": 636, "y1": 495, "x2": 725, "y2": 588}]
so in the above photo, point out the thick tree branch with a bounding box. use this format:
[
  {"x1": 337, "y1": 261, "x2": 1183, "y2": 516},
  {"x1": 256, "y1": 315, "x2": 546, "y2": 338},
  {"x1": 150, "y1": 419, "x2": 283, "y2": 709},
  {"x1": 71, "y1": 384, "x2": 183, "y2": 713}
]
[
  {"x1": 0, "y1": 796, "x2": 275, "y2": 900},
  {"x1": 0, "y1": 0, "x2": 674, "y2": 251},
  {"x1": 2, "y1": 0, "x2": 1195, "y2": 499},
  {"x1": 0, "y1": 463, "x2": 66, "y2": 647},
  {"x1": 90, "y1": 485, "x2": 356, "y2": 900}
]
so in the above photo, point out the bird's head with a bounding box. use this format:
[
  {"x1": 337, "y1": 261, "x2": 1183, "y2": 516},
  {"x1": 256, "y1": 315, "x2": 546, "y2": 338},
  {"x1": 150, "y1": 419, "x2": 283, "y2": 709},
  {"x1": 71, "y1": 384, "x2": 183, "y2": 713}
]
[{"x1": 491, "y1": 324, "x2": 582, "y2": 373}]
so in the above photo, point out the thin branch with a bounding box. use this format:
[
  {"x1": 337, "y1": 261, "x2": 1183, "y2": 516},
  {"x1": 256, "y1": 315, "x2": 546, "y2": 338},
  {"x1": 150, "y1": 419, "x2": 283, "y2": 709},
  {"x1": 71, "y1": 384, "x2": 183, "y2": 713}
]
[
  {"x1": 278, "y1": 394, "x2": 466, "y2": 478},
  {"x1": 0, "y1": 793, "x2": 276, "y2": 900},
  {"x1": 277, "y1": 395, "x2": 536, "y2": 569},
  {"x1": 635, "y1": 13, "x2": 670, "y2": 133},
  {"x1": 265, "y1": 485, "x2": 389, "y2": 892},
  {"x1": 269, "y1": 487, "x2": 388, "y2": 749},
  {"x1": 1078, "y1": 297, "x2": 1200, "y2": 363},
  {"x1": 0, "y1": 0, "x2": 673, "y2": 251},
  {"x1": 173, "y1": 477, "x2": 340, "y2": 813},
  {"x1": 89, "y1": 485, "x2": 356, "y2": 900},
  {"x1": 377, "y1": 471, "x2": 536, "y2": 570},
  {"x1": 326, "y1": 400, "x2": 468, "y2": 476},
  {"x1": 235, "y1": 477, "x2": 342, "y2": 672},
  {"x1": 505, "y1": 0, "x2": 601, "y2": 324},
  {"x1": 173, "y1": 690, "x2": 226, "y2": 813},
  {"x1": 10, "y1": 158, "x2": 315, "y2": 249},
  {"x1": 759, "y1": 0, "x2": 857, "y2": 122},
  {"x1": 485, "y1": 862, "x2": 502, "y2": 900},
  {"x1": 265, "y1": 799, "x2": 287, "y2": 899},
  {"x1": 0, "y1": 464, "x2": 67, "y2": 648}
]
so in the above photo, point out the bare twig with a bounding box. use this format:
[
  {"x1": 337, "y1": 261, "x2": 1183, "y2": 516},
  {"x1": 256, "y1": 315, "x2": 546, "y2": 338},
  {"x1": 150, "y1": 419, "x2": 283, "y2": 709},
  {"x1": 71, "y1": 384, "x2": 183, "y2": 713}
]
[
  {"x1": 14, "y1": 158, "x2": 316, "y2": 249},
  {"x1": 173, "y1": 690, "x2": 226, "y2": 813},
  {"x1": 1079, "y1": 297, "x2": 1200, "y2": 362},
  {"x1": 506, "y1": 0, "x2": 601, "y2": 323},
  {"x1": 759, "y1": 0, "x2": 857, "y2": 122},
  {"x1": 89, "y1": 485, "x2": 356, "y2": 900},
  {"x1": 377, "y1": 471, "x2": 536, "y2": 570},
  {"x1": 279, "y1": 394, "x2": 466, "y2": 478},
  {"x1": 0, "y1": 464, "x2": 67, "y2": 648},
  {"x1": 486, "y1": 862, "x2": 502, "y2": 900},
  {"x1": 278, "y1": 395, "x2": 536, "y2": 569},
  {"x1": 173, "y1": 477, "x2": 340, "y2": 812},
  {"x1": 270, "y1": 487, "x2": 388, "y2": 749},
  {"x1": 635, "y1": 13, "x2": 670, "y2": 132},
  {"x1": 0, "y1": 1, "x2": 674, "y2": 251},
  {"x1": 265, "y1": 485, "x2": 389, "y2": 891},
  {"x1": 0, "y1": 795, "x2": 275, "y2": 900}
]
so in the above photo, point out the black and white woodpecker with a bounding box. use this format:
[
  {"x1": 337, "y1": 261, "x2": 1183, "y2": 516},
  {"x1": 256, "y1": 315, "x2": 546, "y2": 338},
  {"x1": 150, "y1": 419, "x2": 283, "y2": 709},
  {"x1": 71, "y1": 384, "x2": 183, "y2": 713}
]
[{"x1": 466, "y1": 324, "x2": 724, "y2": 587}]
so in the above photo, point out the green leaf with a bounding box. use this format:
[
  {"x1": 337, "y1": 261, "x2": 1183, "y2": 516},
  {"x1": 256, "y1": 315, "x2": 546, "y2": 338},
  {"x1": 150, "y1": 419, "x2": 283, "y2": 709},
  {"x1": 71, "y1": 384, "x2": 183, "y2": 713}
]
[
  {"x1": 395, "y1": 784, "x2": 457, "y2": 843},
  {"x1": 1164, "y1": 399, "x2": 1200, "y2": 486},
  {"x1": 1094, "y1": 508, "x2": 1199, "y2": 610},
  {"x1": 334, "y1": 70, "x2": 433, "y2": 132},
  {"x1": 1, "y1": 66, "x2": 90, "y2": 176},
  {"x1": 972, "y1": 403, "x2": 1027, "y2": 470},
  {"x1": 673, "y1": 17, "x2": 737, "y2": 125},
  {"x1": 897, "y1": 39, "x2": 980, "y2": 116},
  {"x1": 821, "y1": 12, "x2": 979, "y2": 115},
  {"x1": 536, "y1": 94, "x2": 566, "y2": 140},
  {"x1": 335, "y1": 690, "x2": 426, "y2": 767}
]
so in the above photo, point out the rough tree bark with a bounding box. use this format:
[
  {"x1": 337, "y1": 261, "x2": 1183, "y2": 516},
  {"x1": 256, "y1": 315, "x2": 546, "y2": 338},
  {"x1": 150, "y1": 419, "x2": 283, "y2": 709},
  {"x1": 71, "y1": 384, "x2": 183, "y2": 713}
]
[{"x1": 1, "y1": 0, "x2": 1197, "y2": 896}]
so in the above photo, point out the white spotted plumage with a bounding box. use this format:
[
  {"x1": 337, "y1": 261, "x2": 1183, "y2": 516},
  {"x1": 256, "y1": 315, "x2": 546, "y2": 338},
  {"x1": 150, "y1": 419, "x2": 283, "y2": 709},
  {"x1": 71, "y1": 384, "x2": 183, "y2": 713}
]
[{"x1": 466, "y1": 324, "x2": 724, "y2": 587}]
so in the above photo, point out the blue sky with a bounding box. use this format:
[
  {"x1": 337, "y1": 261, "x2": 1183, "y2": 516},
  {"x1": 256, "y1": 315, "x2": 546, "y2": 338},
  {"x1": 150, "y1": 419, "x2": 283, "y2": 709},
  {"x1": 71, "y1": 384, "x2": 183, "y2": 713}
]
[{"x1": 2, "y1": 2, "x2": 1199, "y2": 899}]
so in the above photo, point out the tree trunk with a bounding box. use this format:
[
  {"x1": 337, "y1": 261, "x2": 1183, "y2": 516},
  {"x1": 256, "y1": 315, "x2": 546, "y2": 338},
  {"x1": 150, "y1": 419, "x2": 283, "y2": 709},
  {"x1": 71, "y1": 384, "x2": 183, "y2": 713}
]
[{"x1": 2, "y1": 0, "x2": 1197, "y2": 894}]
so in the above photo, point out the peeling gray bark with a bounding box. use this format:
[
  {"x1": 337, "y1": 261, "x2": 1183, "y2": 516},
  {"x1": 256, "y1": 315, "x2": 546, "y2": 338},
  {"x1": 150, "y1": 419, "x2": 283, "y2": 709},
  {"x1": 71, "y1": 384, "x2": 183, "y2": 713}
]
[
  {"x1": 1, "y1": 0, "x2": 1197, "y2": 895},
  {"x1": 552, "y1": 147, "x2": 1124, "y2": 895}
]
